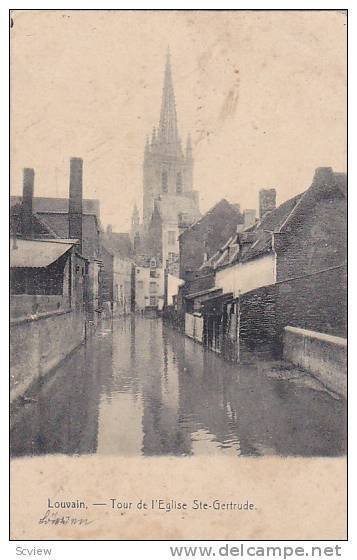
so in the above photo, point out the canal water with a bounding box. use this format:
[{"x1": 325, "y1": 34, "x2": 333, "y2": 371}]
[{"x1": 10, "y1": 317, "x2": 346, "y2": 458}]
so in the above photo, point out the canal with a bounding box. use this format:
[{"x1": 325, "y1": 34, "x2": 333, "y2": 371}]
[{"x1": 10, "y1": 317, "x2": 346, "y2": 458}]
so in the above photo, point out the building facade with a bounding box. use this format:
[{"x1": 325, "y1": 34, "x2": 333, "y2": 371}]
[{"x1": 133, "y1": 257, "x2": 164, "y2": 314}]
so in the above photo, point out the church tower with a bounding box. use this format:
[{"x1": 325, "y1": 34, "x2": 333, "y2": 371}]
[{"x1": 142, "y1": 50, "x2": 198, "y2": 230}]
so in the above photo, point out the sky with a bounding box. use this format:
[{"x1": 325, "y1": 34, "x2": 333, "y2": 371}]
[{"x1": 10, "y1": 10, "x2": 346, "y2": 231}]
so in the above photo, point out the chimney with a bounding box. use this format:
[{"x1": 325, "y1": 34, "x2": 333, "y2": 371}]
[
  {"x1": 313, "y1": 167, "x2": 334, "y2": 187},
  {"x1": 22, "y1": 168, "x2": 34, "y2": 238},
  {"x1": 259, "y1": 188, "x2": 276, "y2": 219},
  {"x1": 69, "y1": 157, "x2": 83, "y2": 253},
  {"x1": 243, "y1": 209, "x2": 256, "y2": 230}
]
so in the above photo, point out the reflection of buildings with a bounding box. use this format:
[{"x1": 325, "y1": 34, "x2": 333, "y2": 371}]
[
  {"x1": 167, "y1": 330, "x2": 346, "y2": 457},
  {"x1": 138, "y1": 321, "x2": 191, "y2": 455},
  {"x1": 10, "y1": 336, "x2": 103, "y2": 457}
]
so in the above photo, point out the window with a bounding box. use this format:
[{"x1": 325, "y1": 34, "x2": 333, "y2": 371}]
[
  {"x1": 150, "y1": 257, "x2": 157, "y2": 269},
  {"x1": 137, "y1": 280, "x2": 144, "y2": 290},
  {"x1": 149, "y1": 296, "x2": 157, "y2": 306},
  {"x1": 162, "y1": 170, "x2": 168, "y2": 192},
  {"x1": 168, "y1": 230, "x2": 176, "y2": 246},
  {"x1": 176, "y1": 172, "x2": 183, "y2": 193},
  {"x1": 149, "y1": 281, "x2": 157, "y2": 294},
  {"x1": 150, "y1": 270, "x2": 156, "y2": 278}
]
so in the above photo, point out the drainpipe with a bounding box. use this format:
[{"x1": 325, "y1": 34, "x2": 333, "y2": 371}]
[{"x1": 236, "y1": 290, "x2": 241, "y2": 363}]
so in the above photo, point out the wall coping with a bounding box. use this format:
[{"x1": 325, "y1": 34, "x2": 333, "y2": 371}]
[
  {"x1": 10, "y1": 307, "x2": 74, "y2": 326},
  {"x1": 285, "y1": 325, "x2": 347, "y2": 347}
]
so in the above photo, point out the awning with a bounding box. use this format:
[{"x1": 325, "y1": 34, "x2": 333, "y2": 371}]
[
  {"x1": 200, "y1": 292, "x2": 234, "y2": 313},
  {"x1": 10, "y1": 238, "x2": 77, "y2": 268},
  {"x1": 184, "y1": 287, "x2": 222, "y2": 301}
]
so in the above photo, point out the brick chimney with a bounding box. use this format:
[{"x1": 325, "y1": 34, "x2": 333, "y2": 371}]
[
  {"x1": 259, "y1": 188, "x2": 276, "y2": 220},
  {"x1": 313, "y1": 167, "x2": 334, "y2": 186},
  {"x1": 69, "y1": 157, "x2": 83, "y2": 253},
  {"x1": 21, "y1": 168, "x2": 34, "y2": 238},
  {"x1": 243, "y1": 209, "x2": 256, "y2": 230}
]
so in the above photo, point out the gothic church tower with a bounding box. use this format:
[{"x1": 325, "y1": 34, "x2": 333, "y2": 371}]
[{"x1": 142, "y1": 50, "x2": 198, "y2": 230}]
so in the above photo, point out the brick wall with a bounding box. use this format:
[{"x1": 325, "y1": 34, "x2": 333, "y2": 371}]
[
  {"x1": 239, "y1": 285, "x2": 278, "y2": 354},
  {"x1": 276, "y1": 266, "x2": 347, "y2": 342},
  {"x1": 274, "y1": 187, "x2": 347, "y2": 342},
  {"x1": 235, "y1": 265, "x2": 346, "y2": 358}
]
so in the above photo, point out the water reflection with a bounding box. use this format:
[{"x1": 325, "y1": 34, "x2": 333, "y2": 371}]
[{"x1": 10, "y1": 317, "x2": 346, "y2": 458}]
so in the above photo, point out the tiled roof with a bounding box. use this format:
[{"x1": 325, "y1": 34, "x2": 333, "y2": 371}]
[
  {"x1": 10, "y1": 203, "x2": 60, "y2": 239},
  {"x1": 179, "y1": 198, "x2": 242, "y2": 238},
  {"x1": 210, "y1": 168, "x2": 347, "y2": 271},
  {"x1": 35, "y1": 212, "x2": 99, "y2": 239}
]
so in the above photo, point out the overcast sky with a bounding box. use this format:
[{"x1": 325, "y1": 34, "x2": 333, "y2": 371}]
[{"x1": 11, "y1": 10, "x2": 346, "y2": 231}]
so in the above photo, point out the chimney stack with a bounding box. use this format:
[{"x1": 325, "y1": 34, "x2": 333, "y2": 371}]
[
  {"x1": 69, "y1": 157, "x2": 83, "y2": 253},
  {"x1": 22, "y1": 168, "x2": 34, "y2": 238},
  {"x1": 243, "y1": 209, "x2": 256, "y2": 230},
  {"x1": 259, "y1": 188, "x2": 276, "y2": 220}
]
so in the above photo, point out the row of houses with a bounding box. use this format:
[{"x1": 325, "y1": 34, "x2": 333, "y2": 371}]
[
  {"x1": 165, "y1": 167, "x2": 347, "y2": 396},
  {"x1": 9, "y1": 158, "x2": 115, "y2": 401}
]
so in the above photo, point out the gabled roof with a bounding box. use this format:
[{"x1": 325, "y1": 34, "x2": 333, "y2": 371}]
[
  {"x1": 179, "y1": 198, "x2": 243, "y2": 238},
  {"x1": 35, "y1": 212, "x2": 100, "y2": 239},
  {"x1": 10, "y1": 203, "x2": 61, "y2": 239}
]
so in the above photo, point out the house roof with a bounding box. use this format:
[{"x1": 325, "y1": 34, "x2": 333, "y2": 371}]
[
  {"x1": 179, "y1": 198, "x2": 243, "y2": 238},
  {"x1": 10, "y1": 203, "x2": 61, "y2": 239},
  {"x1": 35, "y1": 212, "x2": 100, "y2": 239},
  {"x1": 10, "y1": 238, "x2": 77, "y2": 268},
  {"x1": 210, "y1": 167, "x2": 346, "y2": 271},
  {"x1": 210, "y1": 193, "x2": 304, "y2": 270},
  {"x1": 10, "y1": 196, "x2": 100, "y2": 218}
]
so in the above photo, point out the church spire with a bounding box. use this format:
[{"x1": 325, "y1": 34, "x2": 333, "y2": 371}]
[{"x1": 158, "y1": 48, "x2": 179, "y2": 148}]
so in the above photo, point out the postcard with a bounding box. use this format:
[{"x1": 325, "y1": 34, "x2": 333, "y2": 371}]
[{"x1": 9, "y1": 9, "x2": 347, "y2": 541}]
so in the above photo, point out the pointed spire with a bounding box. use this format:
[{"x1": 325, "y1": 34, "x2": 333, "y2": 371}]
[
  {"x1": 158, "y1": 48, "x2": 179, "y2": 148},
  {"x1": 186, "y1": 133, "x2": 192, "y2": 159}
]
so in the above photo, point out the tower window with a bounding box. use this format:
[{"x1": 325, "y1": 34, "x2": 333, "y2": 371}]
[
  {"x1": 162, "y1": 170, "x2": 168, "y2": 192},
  {"x1": 176, "y1": 172, "x2": 183, "y2": 193}
]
